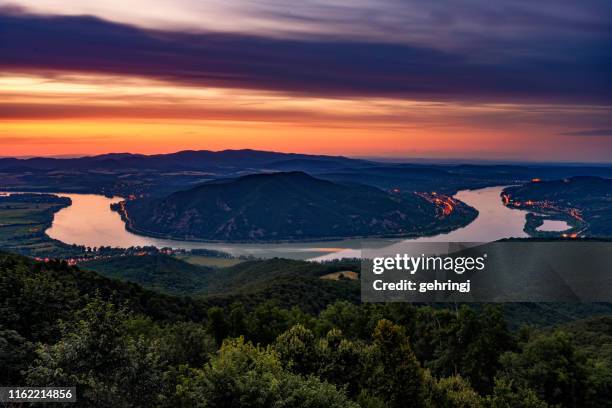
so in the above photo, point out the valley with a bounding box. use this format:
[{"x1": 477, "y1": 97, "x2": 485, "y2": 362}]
[{"x1": 1, "y1": 158, "x2": 611, "y2": 408}]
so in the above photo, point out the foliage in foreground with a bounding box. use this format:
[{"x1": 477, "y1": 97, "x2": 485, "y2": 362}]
[{"x1": 2, "y1": 251, "x2": 612, "y2": 407}]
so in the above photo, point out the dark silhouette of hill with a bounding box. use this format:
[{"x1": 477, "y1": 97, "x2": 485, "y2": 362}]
[
  {"x1": 1, "y1": 149, "x2": 611, "y2": 198},
  {"x1": 0, "y1": 149, "x2": 371, "y2": 172},
  {"x1": 120, "y1": 171, "x2": 470, "y2": 241},
  {"x1": 504, "y1": 177, "x2": 612, "y2": 236}
]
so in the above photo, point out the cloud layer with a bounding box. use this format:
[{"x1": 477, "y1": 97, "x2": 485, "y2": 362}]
[
  {"x1": 560, "y1": 129, "x2": 612, "y2": 137},
  {"x1": 1, "y1": 9, "x2": 611, "y2": 103},
  {"x1": 1, "y1": 3, "x2": 610, "y2": 161}
]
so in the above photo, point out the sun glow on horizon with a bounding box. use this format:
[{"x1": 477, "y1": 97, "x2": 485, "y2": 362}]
[{"x1": 1, "y1": 72, "x2": 611, "y2": 161}]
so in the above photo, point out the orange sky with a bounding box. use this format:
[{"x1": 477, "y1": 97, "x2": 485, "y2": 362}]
[
  {"x1": 2, "y1": 73, "x2": 610, "y2": 161},
  {"x1": 2, "y1": 2, "x2": 612, "y2": 162}
]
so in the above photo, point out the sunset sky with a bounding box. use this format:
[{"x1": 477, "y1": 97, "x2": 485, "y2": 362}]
[{"x1": 1, "y1": 1, "x2": 611, "y2": 161}]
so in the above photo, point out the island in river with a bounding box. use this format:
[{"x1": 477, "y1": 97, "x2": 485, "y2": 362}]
[
  {"x1": 4, "y1": 185, "x2": 531, "y2": 261},
  {"x1": 111, "y1": 171, "x2": 478, "y2": 243}
]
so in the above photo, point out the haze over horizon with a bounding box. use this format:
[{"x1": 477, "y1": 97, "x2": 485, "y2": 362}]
[
  {"x1": 1, "y1": 0, "x2": 611, "y2": 162},
  {"x1": 2, "y1": 149, "x2": 612, "y2": 166}
]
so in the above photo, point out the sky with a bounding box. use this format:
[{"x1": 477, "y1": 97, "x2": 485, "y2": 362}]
[{"x1": 1, "y1": 0, "x2": 611, "y2": 161}]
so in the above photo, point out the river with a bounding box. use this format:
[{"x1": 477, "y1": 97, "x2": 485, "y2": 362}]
[
  {"x1": 32, "y1": 185, "x2": 529, "y2": 260},
  {"x1": 536, "y1": 219, "x2": 571, "y2": 232}
]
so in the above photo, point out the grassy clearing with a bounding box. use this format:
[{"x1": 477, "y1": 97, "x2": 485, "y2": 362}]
[
  {"x1": 176, "y1": 255, "x2": 243, "y2": 268},
  {"x1": 320, "y1": 271, "x2": 359, "y2": 281}
]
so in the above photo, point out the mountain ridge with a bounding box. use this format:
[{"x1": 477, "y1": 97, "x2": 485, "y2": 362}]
[
  {"x1": 118, "y1": 171, "x2": 477, "y2": 242},
  {"x1": 0, "y1": 149, "x2": 373, "y2": 172}
]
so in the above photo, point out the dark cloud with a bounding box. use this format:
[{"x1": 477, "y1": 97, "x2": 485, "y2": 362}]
[
  {"x1": 1, "y1": 10, "x2": 611, "y2": 103},
  {"x1": 560, "y1": 129, "x2": 612, "y2": 136}
]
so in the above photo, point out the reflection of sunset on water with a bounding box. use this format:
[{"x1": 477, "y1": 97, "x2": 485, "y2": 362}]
[{"x1": 35, "y1": 186, "x2": 529, "y2": 260}]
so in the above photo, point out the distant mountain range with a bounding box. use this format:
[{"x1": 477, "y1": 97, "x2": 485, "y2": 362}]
[
  {"x1": 116, "y1": 171, "x2": 476, "y2": 241},
  {"x1": 2, "y1": 149, "x2": 611, "y2": 198},
  {"x1": 0, "y1": 149, "x2": 373, "y2": 173}
]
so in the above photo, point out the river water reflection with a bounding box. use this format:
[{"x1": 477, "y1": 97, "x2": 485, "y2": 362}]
[{"x1": 35, "y1": 186, "x2": 530, "y2": 260}]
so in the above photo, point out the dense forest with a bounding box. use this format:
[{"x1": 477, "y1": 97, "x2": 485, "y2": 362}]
[
  {"x1": 84, "y1": 254, "x2": 361, "y2": 304},
  {"x1": 2, "y1": 251, "x2": 611, "y2": 407}
]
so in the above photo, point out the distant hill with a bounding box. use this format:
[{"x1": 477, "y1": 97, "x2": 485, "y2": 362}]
[
  {"x1": 119, "y1": 171, "x2": 475, "y2": 241},
  {"x1": 2, "y1": 249, "x2": 611, "y2": 334},
  {"x1": 319, "y1": 164, "x2": 612, "y2": 195},
  {"x1": 0, "y1": 149, "x2": 371, "y2": 173},
  {"x1": 505, "y1": 176, "x2": 612, "y2": 200},
  {"x1": 83, "y1": 254, "x2": 216, "y2": 295},
  {"x1": 83, "y1": 254, "x2": 361, "y2": 309},
  {"x1": 2, "y1": 149, "x2": 611, "y2": 198},
  {"x1": 73, "y1": 251, "x2": 612, "y2": 329},
  {"x1": 0, "y1": 250, "x2": 360, "y2": 328},
  {"x1": 503, "y1": 176, "x2": 612, "y2": 237},
  {"x1": 0, "y1": 149, "x2": 377, "y2": 197}
]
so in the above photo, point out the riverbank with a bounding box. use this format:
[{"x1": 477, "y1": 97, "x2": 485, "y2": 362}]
[
  {"x1": 40, "y1": 186, "x2": 530, "y2": 260},
  {"x1": 110, "y1": 196, "x2": 478, "y2": 244},
  {"x1": 0, "y1": 193, "x2": 80, "y2": 258}
]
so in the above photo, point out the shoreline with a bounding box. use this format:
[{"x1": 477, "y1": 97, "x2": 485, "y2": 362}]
[{"x1": 111, "y1": 199, "x2": 479, "y2": 245}]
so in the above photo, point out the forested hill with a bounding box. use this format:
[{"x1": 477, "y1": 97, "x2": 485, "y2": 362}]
[
  {"x1": 83, "y1": 254, "x2": 361, "y2": 310},
  {"x1": 2, "y1": 149, "x2": 611, "y2": 198},
  {"x1": 119, "y1": 171, "x2": 476, "y2": 241},
  {"x1": 2, "y1": 250, "x2": 612, "y2": 407},
  {"x1": 503, "y1": 177, "x2": 612, "y2": 236},
  {"x1": 0, "y1": 150, "x2": 372, "y2": 172}
]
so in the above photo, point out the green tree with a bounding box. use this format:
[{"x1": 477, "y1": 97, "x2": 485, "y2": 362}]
[
  {"x1": 356, "y1": 391, "x2": 386, "y2": 408},
  {"x1": 424, "y1": 374, "x2": 483, "y2": 408},
  {"x1": 584, "y1": 357, "x2": 612, "y2": 407},
  {"x1": 173, "y1": 337, "x2": 357, "y2": 408},
  {"x1": 229, "y1": 302, "x2": 247, "y2": 337},
  {"x1": 0, "y1": 326, "x2": 34, "y2": 384},
  {"x1": 498, "y1": 331, "x2": 589, "y2": 407},
  {"x1": 315, "y1": 328, "x2": 365, "y2": 398},
  {"x1": 316, "y1": 302, "x2": 385, "y2": 339},
  {"x1": 158, "y1": 321, "x2": 216, "y2": 367},
  {"x1": 0, "y1": 255, "x2": 79, "y2": 342},
  {"x1": 207, "y1": 306, "x2": 229, "y2": 347},
  {"x1": 275, "y1": 324, "x2": 318, "y2": 375},
  {"x1": 246, "y1": 301, "x2": 294, "y2": 344},
  {"x1": 484, "y1": 378, "x2": 548, "y2": 408},
  {"x1": 26, "y1": 298, "x2": 165, "y2": 407},
  {"x1": 431, "y1": 306, "x2": 514, "y2": 393},
  {"x1": 364, "y1": 319, "x2": 425, "y2": 408},
  {"x1": 462, "y1": 306, "x2": 514, "y2": 392}
]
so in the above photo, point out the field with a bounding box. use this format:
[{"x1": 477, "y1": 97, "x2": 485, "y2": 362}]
[
  {"x1": 176, "y1": 254, "x2": 243, "y2": 268},
  {"x1": 320, "y1": 270, "x2": 359, "y2": 281},
  {"x1": 0, "y1": 194, "x2": 79, "y2": 257}
]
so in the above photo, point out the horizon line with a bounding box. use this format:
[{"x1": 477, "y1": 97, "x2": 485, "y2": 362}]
[{"x1": 1, "y1": 149, "x2": 611, "y2": 167}]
